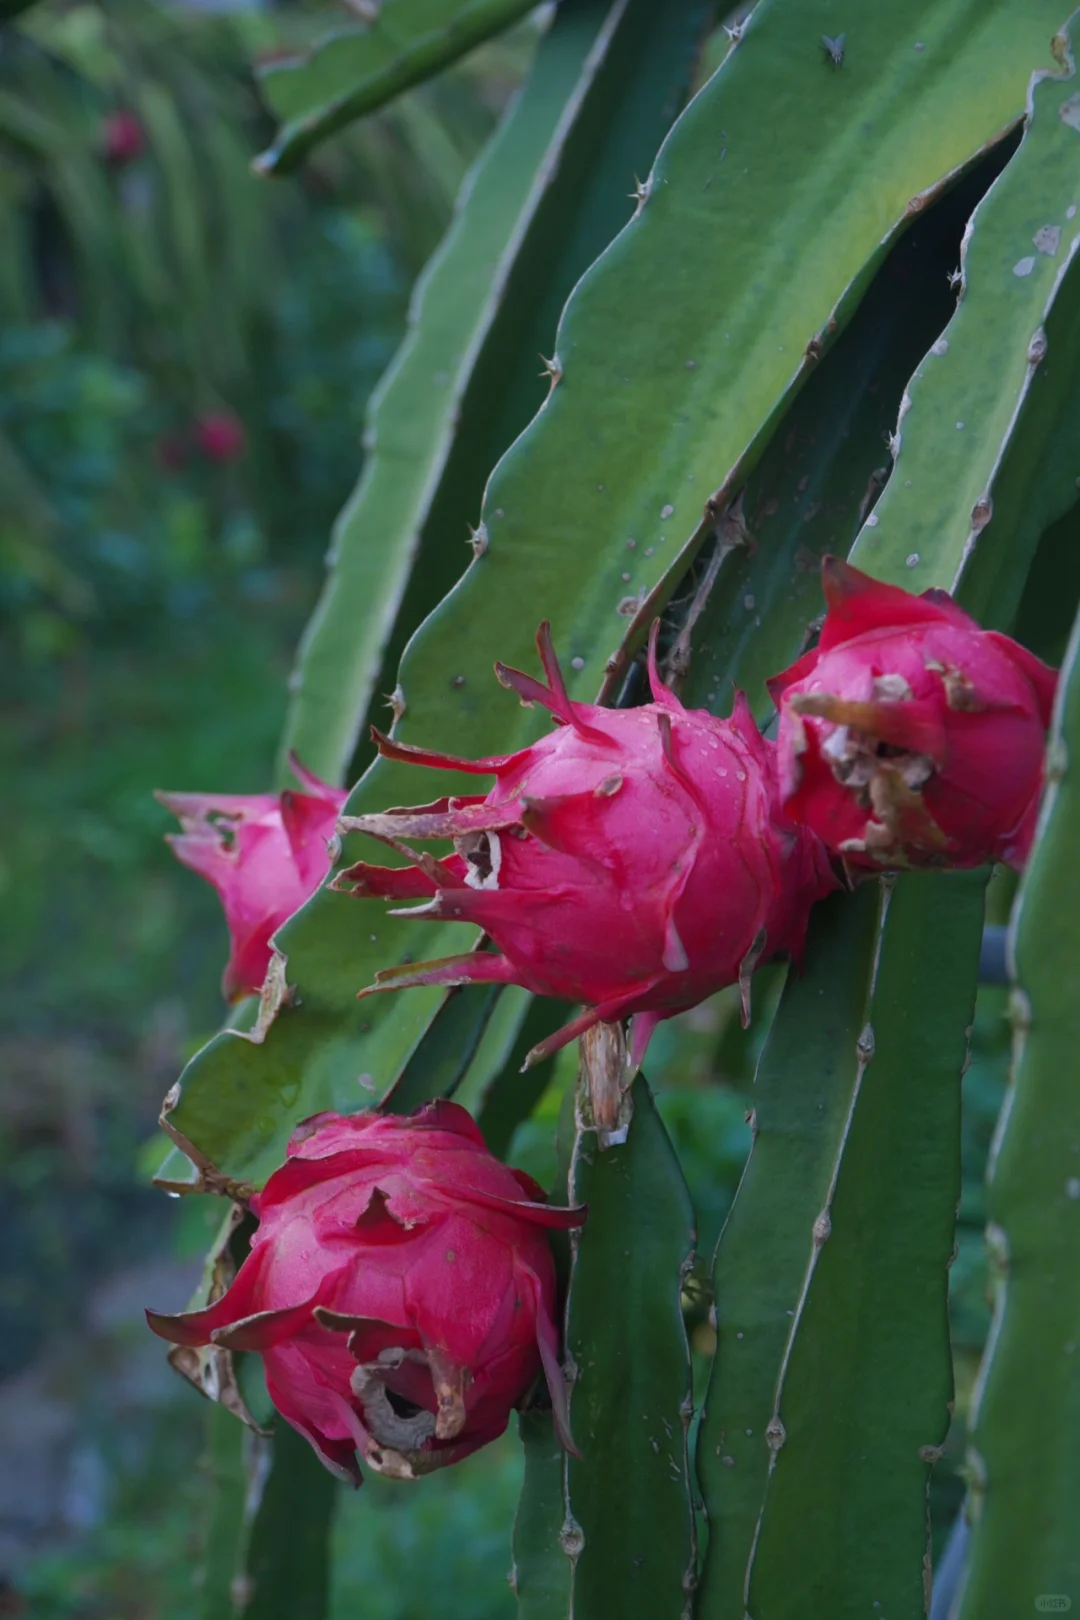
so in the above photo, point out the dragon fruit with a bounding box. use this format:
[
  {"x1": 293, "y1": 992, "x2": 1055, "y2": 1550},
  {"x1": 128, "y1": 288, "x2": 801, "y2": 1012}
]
[
  {"x1": 146, "y1": 1101, "x2": 583, "y2": 1482},
  {"x1": 767, "y1": 557, "x2": 1057, "y2": 872},
  {"x1": 157, "y1": 756, "x2": 346, "y2": 1001},
  {"x1": 194, "y1": 409, "x2": 245, "y2": 464},
  {"x1": 337, "y1": 623, "x2": 837, "y2": 1066}
]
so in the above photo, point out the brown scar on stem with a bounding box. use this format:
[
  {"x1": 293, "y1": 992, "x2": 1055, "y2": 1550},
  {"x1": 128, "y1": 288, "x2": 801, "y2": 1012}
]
[{"x1": 738, "y1": 928, "x2": 768, "y2": 1027}]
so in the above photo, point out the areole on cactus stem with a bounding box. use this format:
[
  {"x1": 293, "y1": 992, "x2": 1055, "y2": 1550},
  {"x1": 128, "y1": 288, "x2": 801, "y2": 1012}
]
[{"x1": 336, "y1": 621, "x2": 837, "y2": 1068}]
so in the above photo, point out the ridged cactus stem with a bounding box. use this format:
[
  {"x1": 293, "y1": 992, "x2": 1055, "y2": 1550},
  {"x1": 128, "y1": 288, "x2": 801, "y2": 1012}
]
[
  {"x1": 956, "y1": 600, "x2": 1080, "y2": 1613},
  {"x1": 699, "y1": 868, "x2": 986, "y2": 1618},
  {"x1": 513, "y1": 1028, "x2": 697, "y2": 1619}
]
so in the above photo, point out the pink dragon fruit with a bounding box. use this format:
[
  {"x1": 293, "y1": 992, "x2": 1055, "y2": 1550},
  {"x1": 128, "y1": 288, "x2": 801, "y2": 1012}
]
[
  {"x1": 194, "y1": 409, "x2": 245, "y2": 464},
  {"x1": 337, "y1": 623, "x2": 837, "y2": 1066},
  {"x1": 157, "y1": 756, "x2": 346, "y2": 1001},
  {"x1": 101, "y1": 109, "x2": 144, "y2": 166},
  {"x1": 146, "y1": 1101, "x2": 584, "y2": 1482},
  {"x1": 767, "y1": 557, "x2": 1057, "y2": 872}
]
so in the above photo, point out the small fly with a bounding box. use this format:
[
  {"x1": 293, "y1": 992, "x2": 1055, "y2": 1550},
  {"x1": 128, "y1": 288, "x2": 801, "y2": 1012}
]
[{"x1": 821, "y1": 32, "x2": 845, "y2": 67}]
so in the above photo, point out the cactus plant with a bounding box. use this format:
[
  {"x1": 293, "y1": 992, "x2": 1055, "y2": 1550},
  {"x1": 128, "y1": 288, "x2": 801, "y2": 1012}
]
[{"x1": 145, "y1": 1, "x2": 1080, "y2": 1615}]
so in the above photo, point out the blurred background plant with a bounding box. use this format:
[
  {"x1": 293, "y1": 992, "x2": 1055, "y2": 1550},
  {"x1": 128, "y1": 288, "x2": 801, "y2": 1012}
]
[{"x1": 0, "y1": 1, "x2": 532, "y2": 1609}]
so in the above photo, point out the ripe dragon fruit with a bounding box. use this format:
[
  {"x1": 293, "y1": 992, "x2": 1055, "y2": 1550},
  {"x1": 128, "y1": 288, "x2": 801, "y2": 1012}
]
[
  {"x1": 767, "y1": 557, "x2": 1057, "y2": 872},
  {"x1": 157, "y1": 756, "x2": 346, "y2": 1001},
  {"x1": 146, "y1": 1101, "x2": 584, "y2": 1482},
  {"x1": 336, "y1": 623, "x2": 837, "y2": 1067},
  {"x1": 194, "y1": 409, "x2": 246, "y2": 464},
  {"x1": 101, "y1": 109, "x2": 144, "y2": 166}
]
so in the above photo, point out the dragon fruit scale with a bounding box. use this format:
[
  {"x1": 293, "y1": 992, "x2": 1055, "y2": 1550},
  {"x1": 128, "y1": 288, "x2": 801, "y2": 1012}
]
[
  {"x1": 336, "y1": 622, "x2": 837, "y2": 1068},
  {"x1": 767, "y1": 557, "x2": 1057, "y2": 873}
]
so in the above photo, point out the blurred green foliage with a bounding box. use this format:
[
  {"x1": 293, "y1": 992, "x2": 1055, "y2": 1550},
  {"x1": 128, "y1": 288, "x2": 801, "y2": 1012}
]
[
  {"x1": 0, "y1": 206, "x2": 408, "y2": 1385},
  {"x1": 0, "y1": 0, "x2": 554, "y2": 1607},
  {"x1": 0, "y1": 4, "x2": 521, "y2": 1605},
  {"x1": 20, "y1": 1417, "x2": 524, "y2": 1620},
  {"x1": 0, "y1": 0, "x2": 519, "y2": 1321}
]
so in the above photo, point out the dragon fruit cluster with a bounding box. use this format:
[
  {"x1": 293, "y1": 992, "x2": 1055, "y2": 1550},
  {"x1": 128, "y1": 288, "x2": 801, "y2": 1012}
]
[{"x1": 153, "y1": 557, "x2": 1055, "y2": 1483}]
